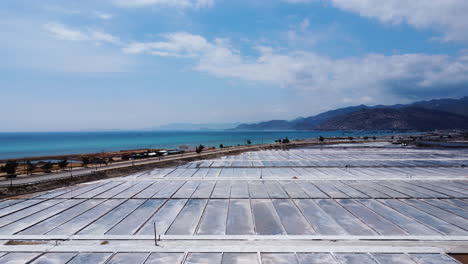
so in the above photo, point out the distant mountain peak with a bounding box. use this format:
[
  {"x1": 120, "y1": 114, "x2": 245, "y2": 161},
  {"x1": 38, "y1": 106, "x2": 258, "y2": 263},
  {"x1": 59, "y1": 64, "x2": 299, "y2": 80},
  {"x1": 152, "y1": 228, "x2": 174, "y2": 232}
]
[
  {"x1": 234, "y1": 96, "x2": 468, "y2": 131},
  {"x1": 316, "y1": 106, "x2": 468, "y2": 131}
]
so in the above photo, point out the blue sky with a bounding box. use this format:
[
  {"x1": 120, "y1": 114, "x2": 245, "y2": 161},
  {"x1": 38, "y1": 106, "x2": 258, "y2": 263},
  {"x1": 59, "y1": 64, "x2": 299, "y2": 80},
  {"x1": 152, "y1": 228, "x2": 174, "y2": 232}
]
[{"x1": 2, "y1": 0, "x2": 468, "y2": 131}]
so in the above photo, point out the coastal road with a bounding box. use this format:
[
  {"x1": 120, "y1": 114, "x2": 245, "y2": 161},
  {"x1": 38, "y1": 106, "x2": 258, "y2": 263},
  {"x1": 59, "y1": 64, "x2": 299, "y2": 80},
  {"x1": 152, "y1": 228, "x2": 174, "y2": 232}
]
[
  {"x1": 0, "y1": 139, "x2": 392, "y2": 187},
  {"x1": 0, "y1": 142, "x2": 290, "y2": 187}
]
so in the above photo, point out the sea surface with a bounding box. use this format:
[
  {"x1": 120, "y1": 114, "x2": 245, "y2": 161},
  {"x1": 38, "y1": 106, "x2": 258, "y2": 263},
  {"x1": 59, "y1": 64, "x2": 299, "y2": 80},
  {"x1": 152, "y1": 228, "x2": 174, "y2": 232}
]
[{"x1": 0, "y1": 130, "x2": 396, "y2": 160}]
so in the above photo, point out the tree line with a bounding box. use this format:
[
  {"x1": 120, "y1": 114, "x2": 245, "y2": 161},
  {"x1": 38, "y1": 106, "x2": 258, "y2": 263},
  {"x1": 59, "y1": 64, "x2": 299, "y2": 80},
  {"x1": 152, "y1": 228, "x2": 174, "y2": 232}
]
[{"x1": 0, "y1": 159, "x2": 70, "y2": 178}]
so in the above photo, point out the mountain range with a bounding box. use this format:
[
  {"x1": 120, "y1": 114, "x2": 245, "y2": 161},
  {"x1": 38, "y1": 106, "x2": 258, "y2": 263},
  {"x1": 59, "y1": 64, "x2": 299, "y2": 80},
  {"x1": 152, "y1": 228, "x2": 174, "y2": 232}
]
[
  {"x1": 149, "y1": 122, "x2": 241, "y2": 131},
  {"x1": 235, "y1": 96, "x2": 468, "y2": 131}
]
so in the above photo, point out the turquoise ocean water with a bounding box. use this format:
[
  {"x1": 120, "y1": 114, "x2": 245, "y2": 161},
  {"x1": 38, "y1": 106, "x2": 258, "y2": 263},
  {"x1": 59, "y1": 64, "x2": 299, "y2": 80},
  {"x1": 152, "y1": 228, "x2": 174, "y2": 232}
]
[{"x1": 0, "y1": 130, "x2": 396, "y2": 160}]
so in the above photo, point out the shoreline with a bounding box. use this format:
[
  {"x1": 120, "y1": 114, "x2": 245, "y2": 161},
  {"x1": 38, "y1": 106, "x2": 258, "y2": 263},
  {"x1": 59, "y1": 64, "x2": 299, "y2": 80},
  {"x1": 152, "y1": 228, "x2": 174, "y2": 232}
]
[
  {"x1": 1, "y1": 131, "x2": 465, "y2": 198},
  {"x1": 0, "y1": 132, "x2": 433, "y2": 163},
  {"x1": 0, "y1": 130, "x2": 419, "y2": 161},
  {"x1": 0, "y1": 131, "x2": 464, "y2": 189},
  {"x1": 0, "y1": 137, "x2": 401, "y2": 198}
]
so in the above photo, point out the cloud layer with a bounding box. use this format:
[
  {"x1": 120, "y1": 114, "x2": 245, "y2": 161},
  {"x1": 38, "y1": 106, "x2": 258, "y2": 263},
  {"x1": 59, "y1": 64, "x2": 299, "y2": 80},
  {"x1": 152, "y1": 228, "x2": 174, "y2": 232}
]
[
  {"x1": 1, "y1": 20, "x2": 130, "y2": 73},
  {"x1": 8, "y1": 1, "x2": 468, "y2": 104},
  {"x1": 44, "y1": 23, "x2": 121, "y2": 44},
  {"x1": 122, "y1": 32, "x2": 468, "y2": 100},
  {"x1": 111, "y1": 0, "x2": 214, "y2": 9},
  {"x1": 285, "y1": 0, "x2": 468, "y2": 43}
]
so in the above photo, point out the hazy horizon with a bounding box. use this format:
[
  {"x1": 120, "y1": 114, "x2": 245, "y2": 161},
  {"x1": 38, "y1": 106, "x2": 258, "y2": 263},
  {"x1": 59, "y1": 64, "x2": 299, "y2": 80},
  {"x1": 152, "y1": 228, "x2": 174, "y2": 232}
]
[
  {"x1": 2, "y1": 0, "x2": 468, "y2": 132},
  {"x1": 1, "y1": 95, "x2": 466, "y2": 133}
]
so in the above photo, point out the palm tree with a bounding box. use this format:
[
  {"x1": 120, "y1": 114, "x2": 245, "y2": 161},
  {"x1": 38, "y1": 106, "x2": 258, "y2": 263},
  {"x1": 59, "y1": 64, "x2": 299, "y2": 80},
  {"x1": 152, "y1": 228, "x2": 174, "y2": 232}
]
[
  {"x1": 41, "y1": 162, "x2": 53, "y2": 173},
  {"x1": 196, "y1": 144, "x2": 205, "y2": 154},
  {"x1": 81, "y1": 157, "x2": 90, "y2": 167},
  {"x1": 26, "y1": 160, "x2": 36, "y2": 175},
  {"x1": 1, "y1": 160, "x2": 18, "y2": 177},
  {"x1": 58, "y1": 159, "x2": 68, "y2": 170}
]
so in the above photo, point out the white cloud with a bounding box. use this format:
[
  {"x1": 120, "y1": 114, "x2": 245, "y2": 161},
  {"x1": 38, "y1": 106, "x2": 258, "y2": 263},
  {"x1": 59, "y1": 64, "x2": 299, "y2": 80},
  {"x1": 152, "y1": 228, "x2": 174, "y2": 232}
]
[
  {"x1": 299, "y1": 18, "x2": 310, "y2": 30},
  {"x1": 1, "y1": 20, "x2": 131, "y2": 73},
  {"x1": 122, "y1": 32, "x2": 212, "y2": 56},
  {"x1": 124, "y1": 32, "x2": 468, "y2": 100},
  {"x1": 93, "y1": 11, "x2": 113, "y2": 20},
  {"x1": 341, "y1": 96, "x2": 373, "y2": 104},
  {"x1": 44, "y1": 23, "x2": 88, "y2": 41},
  {"x1": 44, "y1": 23, "x2": 121, "y2": 45},
  {"x1": 284, "y1": 0, "x2": 468, "y2": 43},
  {"x1": 44, "y1": 5, "x2": 81, "y2": 15},
  {"x1": 45, "y1": 6, "x2": 113, "y2": 20},
  {"x1": 91, "y1": 31, "x2": 121, "y2": 45},
  {"x1": 111, "y1": 0, "x2": 214, "y2": 9},
  {"x1": 286, "y1": 18, "x2": 321, "y2": 47}
]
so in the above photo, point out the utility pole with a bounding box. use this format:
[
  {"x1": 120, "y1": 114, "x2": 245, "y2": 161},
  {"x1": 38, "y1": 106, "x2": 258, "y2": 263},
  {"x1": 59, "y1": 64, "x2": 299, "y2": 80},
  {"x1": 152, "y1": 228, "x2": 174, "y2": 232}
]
[{"x1": 153, "y1": 222, "x2": 158, "y2": 246}]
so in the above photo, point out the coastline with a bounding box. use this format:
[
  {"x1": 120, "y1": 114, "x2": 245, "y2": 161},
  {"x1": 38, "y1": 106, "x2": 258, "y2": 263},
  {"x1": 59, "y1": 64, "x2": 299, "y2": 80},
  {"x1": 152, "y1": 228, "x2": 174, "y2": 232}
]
[
  {"x1": 0, "y1": 130, "x2": 407, "y2": 160},
  {"x1": 1, "y1": 131, "x2": 462, "y2": 198},
  {"x1": 0, "y1": 136, "x2": 400, "y2": 198},
  {"x1": 0, "y1": 131, "x2": 428, "y2": 163}
]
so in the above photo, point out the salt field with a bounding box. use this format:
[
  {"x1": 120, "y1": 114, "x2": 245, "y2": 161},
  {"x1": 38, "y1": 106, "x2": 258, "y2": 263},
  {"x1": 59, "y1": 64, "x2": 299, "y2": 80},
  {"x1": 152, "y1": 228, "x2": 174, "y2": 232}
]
[{"x1": 0, "y1": 145, "x2": 467, "y2": 263}]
